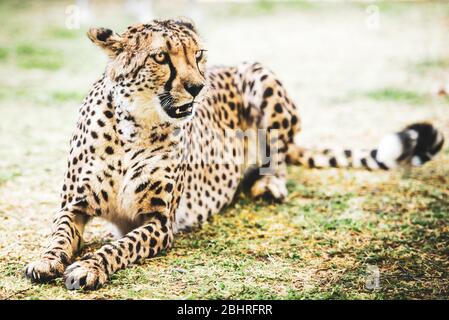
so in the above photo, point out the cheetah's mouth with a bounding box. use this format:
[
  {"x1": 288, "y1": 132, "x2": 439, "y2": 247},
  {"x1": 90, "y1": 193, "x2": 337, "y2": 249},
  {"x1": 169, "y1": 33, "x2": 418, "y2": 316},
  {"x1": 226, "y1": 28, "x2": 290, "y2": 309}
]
[
  {"x1": 158, "y1": 92, "x2": 194, "y2": 120},
  {"x1": 162, "y1": 102, "x2": 194, "y2": 119}
]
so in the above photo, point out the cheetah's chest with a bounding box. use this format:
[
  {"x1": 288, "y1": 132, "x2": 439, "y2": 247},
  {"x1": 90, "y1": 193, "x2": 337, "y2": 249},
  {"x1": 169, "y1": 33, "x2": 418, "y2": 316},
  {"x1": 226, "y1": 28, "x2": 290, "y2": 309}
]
[{"x1": 173, "y1": 109, "x2": 245, "y2": 231}]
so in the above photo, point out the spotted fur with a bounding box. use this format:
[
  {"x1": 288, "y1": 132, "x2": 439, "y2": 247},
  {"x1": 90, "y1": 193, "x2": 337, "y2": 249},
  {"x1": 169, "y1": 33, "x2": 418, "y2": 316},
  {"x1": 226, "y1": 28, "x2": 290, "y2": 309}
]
[{"x1": 25, "y1": 18, "x2": 444, "y2": 290}]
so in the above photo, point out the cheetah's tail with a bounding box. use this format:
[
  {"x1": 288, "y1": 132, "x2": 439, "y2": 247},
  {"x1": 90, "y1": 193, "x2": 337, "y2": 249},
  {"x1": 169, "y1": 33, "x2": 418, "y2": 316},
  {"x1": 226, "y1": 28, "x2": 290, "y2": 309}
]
[{"x1": 286, "y1": 122, "x2": 444, "y2": 170}]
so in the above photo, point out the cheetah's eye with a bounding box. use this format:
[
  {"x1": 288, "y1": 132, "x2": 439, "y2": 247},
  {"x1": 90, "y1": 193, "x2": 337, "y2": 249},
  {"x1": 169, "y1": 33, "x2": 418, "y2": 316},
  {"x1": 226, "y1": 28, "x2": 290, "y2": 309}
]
[
  {"x1": 153, "y1": 52, "x2": 169, "y2": 64},
  {"x1": 195, "y1": 50, "x2": 206, "y2": 62}
]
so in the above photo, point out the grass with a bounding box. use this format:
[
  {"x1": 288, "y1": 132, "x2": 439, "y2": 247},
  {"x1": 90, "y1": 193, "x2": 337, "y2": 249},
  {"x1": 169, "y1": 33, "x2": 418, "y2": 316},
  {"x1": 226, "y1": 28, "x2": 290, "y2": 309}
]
[
  {"x1": 50, "y1": 90, "x2": 85, "y2": 103},
  {"x1": 0, "y1": 167, "x2": 22, "y2": 185},
  {"x1": 364, "y1": 88, "x2": 430, "y2": 105},
  {"x1": 0, "y1": 87, "x2": 84, "y2": 105},
  {"x1": 0, "y1": 47, "x2": 8, "y2": 61},
  {"x1": 46, "y1": 27, "x2": 81, "y2": 40},
  {"x1": 413, "y1": 58, "x2": 449, "y2": 75},
  {"x1": 15, "y1": 44, "x2": 64, "y2": 70},
  {"x1": 0, "y1": 0, "x2": 449, "y2": 300},
  {"x1": 4, "y1": 161, "x2": 447, "y2": 299}
]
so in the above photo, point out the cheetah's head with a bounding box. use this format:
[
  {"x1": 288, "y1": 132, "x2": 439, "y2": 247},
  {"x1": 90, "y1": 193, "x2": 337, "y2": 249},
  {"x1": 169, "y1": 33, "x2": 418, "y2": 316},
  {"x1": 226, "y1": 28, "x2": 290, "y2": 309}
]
[{"x1": 88, "y1": 18, "x2": 207, "y2": 123}]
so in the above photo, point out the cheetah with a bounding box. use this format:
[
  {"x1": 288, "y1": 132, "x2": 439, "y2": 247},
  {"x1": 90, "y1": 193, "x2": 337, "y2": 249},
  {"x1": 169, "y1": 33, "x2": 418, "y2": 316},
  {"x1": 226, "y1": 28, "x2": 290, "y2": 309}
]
[{"x1": 24, "y1": 18, "x2": 444, "y2": 290}]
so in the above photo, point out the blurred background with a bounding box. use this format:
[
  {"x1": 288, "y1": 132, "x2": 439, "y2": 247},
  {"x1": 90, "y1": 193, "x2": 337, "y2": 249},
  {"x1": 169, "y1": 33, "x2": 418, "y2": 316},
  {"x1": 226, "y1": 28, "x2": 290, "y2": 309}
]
[{"x1": 0, "y1": 0, "x2": 448, "y2": 299}]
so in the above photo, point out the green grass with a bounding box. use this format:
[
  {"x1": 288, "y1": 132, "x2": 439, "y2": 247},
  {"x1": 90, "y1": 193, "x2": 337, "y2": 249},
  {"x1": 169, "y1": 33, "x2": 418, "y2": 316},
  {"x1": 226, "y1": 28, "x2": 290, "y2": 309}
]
[
  {"x1": 412, "y1": 57, "x2": 449, "y2": 75},
  {"x1": 2, "y1": 162, "x2": 447, "y2": 299},
  {"x1": 365, "y1": 88, "x2": 429, "y2": 105},
  {"x1": 0, "y1": 86, "x2": 84, "y2": 105},
  {"x1": 50, "y1": 90, "x2": 85, "y2": 103},
  {"x1": 15, "y1": 44, "x2": 64, "y2": 70},
  {"x1": 0, "y1": 0, "x2": 30, "y2": 17},
  {"x1": 415, "y1": 58, "x2": 449, "y2": 71},
  {"x1": 46, "y1": 27, "x2": 81, "y2": 40},
  {"x1": 0, "y1": 47, "x2": 8, "y2": 61}
]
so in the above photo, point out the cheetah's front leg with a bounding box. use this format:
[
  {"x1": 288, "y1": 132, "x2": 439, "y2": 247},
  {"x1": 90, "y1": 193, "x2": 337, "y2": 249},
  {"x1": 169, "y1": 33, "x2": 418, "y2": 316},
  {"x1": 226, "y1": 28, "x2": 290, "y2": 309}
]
[
  {"x1": 63, "y1": 212, "x2": 172, "y2": 290},
  {"x1": 25, "y1": 207, "x2": 90, "y2": 282}
]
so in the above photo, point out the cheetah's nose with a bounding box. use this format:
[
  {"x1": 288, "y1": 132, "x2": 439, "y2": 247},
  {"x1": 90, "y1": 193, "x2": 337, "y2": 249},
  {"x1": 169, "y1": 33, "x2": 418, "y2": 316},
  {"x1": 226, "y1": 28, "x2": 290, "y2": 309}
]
[{"x1": 184, "y1": 83, "x2": 204, "y2": 98}]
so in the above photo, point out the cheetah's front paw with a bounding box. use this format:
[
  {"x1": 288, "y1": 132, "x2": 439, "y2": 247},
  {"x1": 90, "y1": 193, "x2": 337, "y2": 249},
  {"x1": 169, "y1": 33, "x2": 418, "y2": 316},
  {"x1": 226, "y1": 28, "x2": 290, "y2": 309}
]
[
  {"x1": 250, "y1": 176, "x2": 288, "y2": 203},
  {"x1": 63, "y1": 258, "x2": 108, "y2": 290},
  {"x1": 25, "y1": 258, "x2": 66, "y2": 283}
]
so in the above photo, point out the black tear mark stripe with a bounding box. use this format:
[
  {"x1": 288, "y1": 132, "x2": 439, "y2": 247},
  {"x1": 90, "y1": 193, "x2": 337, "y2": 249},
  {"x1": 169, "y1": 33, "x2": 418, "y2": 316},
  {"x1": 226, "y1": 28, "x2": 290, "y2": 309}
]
[{"x1": 164, "y1": 56, "x2": 177, "y2": 92}]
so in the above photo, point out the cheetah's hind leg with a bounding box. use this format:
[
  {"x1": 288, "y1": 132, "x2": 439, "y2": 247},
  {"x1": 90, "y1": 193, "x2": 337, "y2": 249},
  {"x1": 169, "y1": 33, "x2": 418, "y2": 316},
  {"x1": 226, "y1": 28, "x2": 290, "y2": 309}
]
[
  {"x1": 242, "y1": 166, "x2": 288, "y2": 203},
  {"x1": 238, "y1": 62, "x2": 299, "y2": 203}
]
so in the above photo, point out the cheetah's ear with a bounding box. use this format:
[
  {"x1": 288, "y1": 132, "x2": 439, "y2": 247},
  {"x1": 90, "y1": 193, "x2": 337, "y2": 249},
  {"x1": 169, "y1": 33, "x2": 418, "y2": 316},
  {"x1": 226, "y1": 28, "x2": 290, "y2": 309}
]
[{"x1": 87, "y1": 27, "x2": 125, "y2": 57}]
